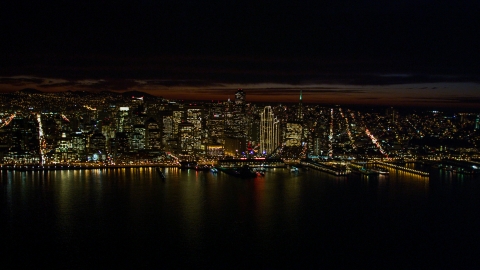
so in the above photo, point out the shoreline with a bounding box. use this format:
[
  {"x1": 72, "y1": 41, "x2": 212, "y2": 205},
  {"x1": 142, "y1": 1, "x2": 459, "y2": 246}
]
[{"x1": 0, "y1": 164, "x2": 180, "y2": 171}]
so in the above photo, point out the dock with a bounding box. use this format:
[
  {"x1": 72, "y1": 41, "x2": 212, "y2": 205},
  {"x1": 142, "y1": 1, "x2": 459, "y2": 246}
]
[
  {"x1": 300, "y1": 160, "x2": 349, "y2": 176},
  {"x1": 371, "y1": 161, "x2": 429, "y2": 177}
]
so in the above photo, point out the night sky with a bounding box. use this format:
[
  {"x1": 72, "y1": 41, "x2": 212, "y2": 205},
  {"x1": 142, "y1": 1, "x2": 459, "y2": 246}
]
[{"x1": 1, "y1": 1, "x2": 479, "y2": 108}]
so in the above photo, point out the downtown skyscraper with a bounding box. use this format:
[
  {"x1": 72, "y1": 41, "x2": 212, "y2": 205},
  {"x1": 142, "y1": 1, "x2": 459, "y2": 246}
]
[{"x1": 260, "y1": 106, "x2": 279, "y2": 156}]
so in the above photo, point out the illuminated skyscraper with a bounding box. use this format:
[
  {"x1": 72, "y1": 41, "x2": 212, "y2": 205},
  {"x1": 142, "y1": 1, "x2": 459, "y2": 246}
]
[
  {"x1": 186, "y1": 106, "x2": 204, "y2": 153},
  {"x1": 260, "y1": 106, "x2": 279, "y2": 156},
  {"x1": 178, "y1": 122, "x2": 195, "y2": 158},
  {"x1": 206, "y1": 102, "x2": 225, "y2": 144},
  {"x1": 285, "y1": 122, "x2": 302, "y2": 147},
  {"x1": 131, "y1": 124, "x2": 145, "y2": 151},
  {"x1": 235, "y1": 89, "x2": 246, "y2": 106},
  {"x1": 146, "y1": 118, "x2": 161, "y2": 151},
  {"x1": 226, "y1": 89, "x2": 247, "y2": 138},
  {"x1": 117, "y1": 107, "x2": 130, "y2": 132},
  {"x1": 297, "y1": 90, "x2": 303, "y2": 121}
]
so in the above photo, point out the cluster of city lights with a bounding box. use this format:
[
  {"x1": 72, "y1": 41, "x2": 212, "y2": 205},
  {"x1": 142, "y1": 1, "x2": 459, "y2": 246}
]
[
  {"x1": 328, "y1": 108, "x2": 334, "y2": 158},
  {"x1": 0, "y1": 113, "x2": 15, "y2": 128},
  {"x1": 365, "y1": 128, "x2": 388, "y2": 157}
]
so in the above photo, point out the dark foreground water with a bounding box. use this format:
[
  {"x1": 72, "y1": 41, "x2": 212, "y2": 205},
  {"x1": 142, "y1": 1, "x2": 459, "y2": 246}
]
[{"x1": 1, "y1": 167, "x2": 480, "y2": 269}]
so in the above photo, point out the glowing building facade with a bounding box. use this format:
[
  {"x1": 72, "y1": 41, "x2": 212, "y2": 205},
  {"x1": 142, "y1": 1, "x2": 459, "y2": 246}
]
[{"x1": 260, "y1": 106, "x2": 279, "y2": 156}]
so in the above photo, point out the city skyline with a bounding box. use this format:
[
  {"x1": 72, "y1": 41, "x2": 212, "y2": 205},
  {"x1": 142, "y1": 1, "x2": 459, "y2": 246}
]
[{"x1": 1, "y1": 88, "x2": 479, "y2": 167}]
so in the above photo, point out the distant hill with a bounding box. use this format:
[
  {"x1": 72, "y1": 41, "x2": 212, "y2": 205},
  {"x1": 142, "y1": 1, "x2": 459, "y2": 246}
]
[
  {"x1": 18, "y1": 88, "x2": 43, "y2": 94},
  {"x1": 99, "y1": 90, "x2": 120, "y2": 96},
  {"x1": 121, "y1": 91, "x2": 154, "y2": 98},
  {"x1": 62, "y1": 90, "x2": 92, "y2": 97}
]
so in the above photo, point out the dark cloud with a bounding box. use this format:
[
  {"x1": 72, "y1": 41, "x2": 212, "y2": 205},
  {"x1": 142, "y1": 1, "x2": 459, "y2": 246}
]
[
  {"x1": 141, "y1": 80, "x2": 224, "y2": 87},
  {"x1": 38, "y1": 82, "x2": 75, "y2": 88},
  {"x1": 3, "y1": 54, "x2": 480, "y2": 87},
  {"x1": 0, "y1": 77, "x2": 45, "y2": 86},
  {"x1": 357, "y1": 97, "x2": 381, "y2": 100},
  {"x1": 402, "y1": 96, "x2": 480, "y2": 104},
  {"x1": 239, "y1": 88, "x2": 366, "y2": 96},
  {"x1": 452, "y1": 97, "x2": 480, "y2": 104}
]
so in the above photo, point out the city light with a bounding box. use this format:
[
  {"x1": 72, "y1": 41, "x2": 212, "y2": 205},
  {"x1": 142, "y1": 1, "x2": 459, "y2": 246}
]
[{"x1": 0, "y1": 89, "x2": 477, "y2": 177}]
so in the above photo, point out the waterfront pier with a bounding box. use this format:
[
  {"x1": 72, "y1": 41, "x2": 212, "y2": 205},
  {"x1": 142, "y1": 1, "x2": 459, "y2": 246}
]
[
  {"x1": 371, "y1": 161, "x2": 429, "y2": 177},
  {"x1": 300, "y1": 160, "x2": 349, "y2": 176}
]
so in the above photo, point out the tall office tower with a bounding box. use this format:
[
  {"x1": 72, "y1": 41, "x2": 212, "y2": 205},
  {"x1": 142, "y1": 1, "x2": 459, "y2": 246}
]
[
  {"x1": 160, "y1": 111, "x2": 174, "y2": 148},
  {"x1": 224, "y1": 98, "x2": 234, "y2": 134},
  {"x1": 7, "y1": 115, "x2": 40, "y2": 163},
  {"x1": 71, "y1": 132, "x2": 86, "y2": 160},
  {"x1": 146, "y1": 118, "x2": 162, "y2": 151},
  {"x1": 206, "y1": 102, "x2": 225, "y2": 144},
  {"x1": 89, "y1": 132, "x2": 106, "y2": 152},
  {"x1": 112, "y1": 132, "x2": 130, "y2": 160},
  {"x1": 235, "y1": 89, "x2": 247, "y2": 108},
  {"x1": 285, "y1": 122, "x2": 303, "y2": 147},
  {"x1": 186, "y1": 106, "x2": 204, "y2": 153},
  {"x1": 117, "y1": 107, "x2": 130, "y2": 132},
  {"x1": 313, "y1": 121, "x2": 330, "y2": 159},
  {"x1": 88, "y1": 132, "x2": 106, "y2": 161},
  {"x1": 178, "y1": 122, "x2": 195, "y2": 158},
  {"x1": 475, "y1": 115, "x2": 480, "y2": 130},
  {"x1": 0, "y1": 128, "x2": 11, "y2": 161},
  {"x1": 386, "y1": 107, "x2": 398, "y2": 123},
  {"x1": 131, "y1": 124, "x2": 146, "y2": 151},
  {"x1": 235, "y1": 89, "x2": 246, "y2": 106},
  {"x1": 172, "y1": 108, "x2": 184, "y2": 139},
  {"x1": 297, "y1": 90, "x2": 303, "y2": 121},
  {"x1": 250, "y1": 114, "x2": 260, "y2": 146},
  {"x1": 55, "y1": 132, "x2": 73, "y2": 163},
  {"x1": 260, "y1": 106, "x2": 279, "y2": 156},
  {"x1": 233, "y1": 89, "x2": 247, "y2": 136}
]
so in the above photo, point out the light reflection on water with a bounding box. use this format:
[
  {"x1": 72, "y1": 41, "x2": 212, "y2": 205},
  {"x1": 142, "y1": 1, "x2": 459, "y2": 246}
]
[{"x1": 1, "y1": 167, "x2": 480, "y2": 268}]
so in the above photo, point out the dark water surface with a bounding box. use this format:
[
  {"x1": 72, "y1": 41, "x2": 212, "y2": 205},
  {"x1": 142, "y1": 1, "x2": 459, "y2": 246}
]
[{"x1": 1, "y1": 168, "x2": 480, "y2": 269}]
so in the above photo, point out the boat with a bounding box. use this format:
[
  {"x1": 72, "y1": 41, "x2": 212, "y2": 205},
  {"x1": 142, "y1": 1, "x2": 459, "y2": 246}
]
[
  {"x1": 371, "y1": 167, "x2": 389, "y2": 175},
  {"x1": 290, "y1": 166, "x2": 299, "y2": 172},
  {"x1": 156, "y1": 167, "x2": 166, "y2": 180},
  {"x1": 194, "y1": 164, "x2": 211, "y2": 171},
  {"x1": 252, "y1": 167, "x2": 266, "y2": 176}
]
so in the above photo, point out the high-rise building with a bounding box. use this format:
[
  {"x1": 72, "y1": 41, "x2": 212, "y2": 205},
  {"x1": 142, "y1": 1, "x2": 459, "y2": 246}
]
[
  {"x1": 226, "y1": 89, "x2": 247, "y2": 138},
  {"x1": 172, "y1": 108, "x2": 184, "y2": 139},
  {"x1": 386, "y1": 107, "x2": 398, "y2": 123},
  {"x1": 89, "y1": 132, "x2": 106, "y2": 161},
  {"x1": 146, "y1": 118, "x2": 162, "y2": 151},
  {"x1": 234, "y1": 89, "x2": 246, "y2": 106},
  {"x1": 297, "y1": 90, "x2": 303, "y2": 121},
  {"x1": 260, "y1": 106, "x2": 279, "y2": 156},
  {"x1": 285, "y1": 122, "x2": 303, "y2": 147},
  {"x1": 186, "y1": 106, "x2": 204, "y2": 153},
  {"x1": 160, "y1": 111, "x2": 174, "y2": 148},
  {"x1": 71, "y1": 132, "x2": 86, "y2": 160},
  {"x1": 131, "y1": 124, "x2": 145, "y2": 151},
  {"x1": 475, "y1": 115, "x2": 480, "y2": 130},
  {"x1": 178, "y1": 122, "x2": 195, "y2": 157},
  {"x1": 117, "y1": 107, "x2": 130, "y2": 132},
  {"x1": 206, "y1": 102, "x2": 225, "y2": 144},
  {"x1": 7, "y1": 115, "x2": 40, "y2": 163}
]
